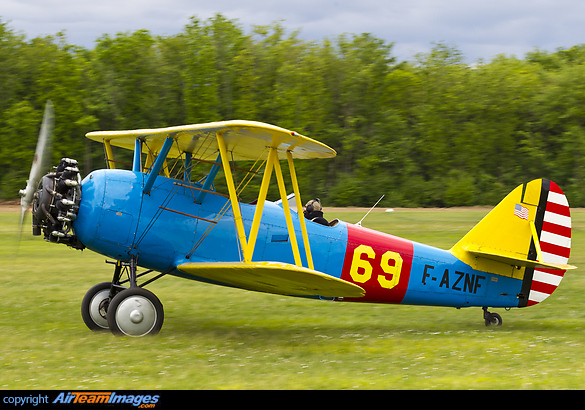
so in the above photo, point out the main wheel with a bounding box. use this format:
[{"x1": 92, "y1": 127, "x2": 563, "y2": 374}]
[
  {"x1": 81, "y1": 282, "x2": 113, "y2": 331},
  {"x1": 106, "y1": 287, "x2": 164, "y2": 337}
]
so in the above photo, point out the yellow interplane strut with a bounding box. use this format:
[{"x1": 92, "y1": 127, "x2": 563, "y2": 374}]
[
  {"x1": 287, "y1": 150, "x2": 314, "y2": 270},
  {"x1": 272, "y1": 148, "x2": 302, "y2": 266},
  {"x1": 217, "y1": 131, "x2": 250, "y2": 262},
  {"x1": 104, "y1": 140, "x2": 115, "y2": 169},
  {"x1": 216, "y1": 131, "x2": 314, "y2": 269},
  {"x1": 246, "y1": 146, "x2": 276, "y2": 262}
]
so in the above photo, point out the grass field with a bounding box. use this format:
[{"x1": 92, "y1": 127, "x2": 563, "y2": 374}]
[{"x1": 2, "y1": 207, "x2": 585, "y2": 389}]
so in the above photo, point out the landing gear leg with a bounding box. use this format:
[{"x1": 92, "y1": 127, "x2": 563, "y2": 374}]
[
  {"x1": 106, "y1": 257, "x2": 164, "y2": 337},
  {"x1": 483, "y1": 307, "x2": 502, "y2": 326}
]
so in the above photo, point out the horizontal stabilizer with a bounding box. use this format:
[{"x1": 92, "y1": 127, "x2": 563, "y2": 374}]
[
  {"x1": 464, "y1": 247, "x2": 576, "y2": 271},
  {"x1": 177, "y1": 261, "x2": 365, "y2": 298}
]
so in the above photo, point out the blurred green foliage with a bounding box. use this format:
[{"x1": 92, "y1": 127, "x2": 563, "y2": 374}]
[{"x1": 2, "y1": 15, "x2": 585, "y2": 207}]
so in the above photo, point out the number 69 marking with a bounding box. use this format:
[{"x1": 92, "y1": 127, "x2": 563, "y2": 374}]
[{"x1": 349, "y1": 244, "x2": 403, "y2": 290}]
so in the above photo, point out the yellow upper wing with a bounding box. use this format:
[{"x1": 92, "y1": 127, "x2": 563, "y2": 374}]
[{"x1": 86, "y1": 120, "x2": 336, "y2": 161}]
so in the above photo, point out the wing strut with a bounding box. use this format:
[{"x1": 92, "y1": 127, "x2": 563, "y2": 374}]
[
  {"x1": 104, "y1": 139, "x2": 116, "y2": 169},
  {"x1": 287, "y1": 151, "x2": 314, "y2": 270},
  {"x1": 217, "y1": 130, "x2": 250, "y2": 261},
  {"x1": 216, "y1": 131, "x2": 314, "y2": 270},
  {"x1": 143, "y1": 136, "x2": 174, "y2": 194},
  {"x1": 133, "y1": 139, "x2": 143, "y2": 172}
]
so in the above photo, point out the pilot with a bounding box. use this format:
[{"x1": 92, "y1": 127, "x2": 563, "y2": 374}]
[{"x1": 303, "y1": 198, "x2": 329, "y2": 226}]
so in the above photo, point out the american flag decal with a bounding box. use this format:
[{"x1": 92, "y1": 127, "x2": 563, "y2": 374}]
[{"x1": 514, "y1": 204, "x2": 529, "y2": 220}]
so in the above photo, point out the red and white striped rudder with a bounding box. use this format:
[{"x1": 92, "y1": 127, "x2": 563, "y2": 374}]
[{"x1": 525, "y1": 181, "x2": 571, "y2": 306}]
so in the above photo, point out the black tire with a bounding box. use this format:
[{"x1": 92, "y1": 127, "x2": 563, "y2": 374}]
[
  {"x1": 106, "y1": 287, "x2": 164, "y2": 337},
  {"x1": 81, "y1": 282, "x2": 113, "y2": 331},
  {"x1": 485, "y1": 312, "x2": 503, "y2": 326}
]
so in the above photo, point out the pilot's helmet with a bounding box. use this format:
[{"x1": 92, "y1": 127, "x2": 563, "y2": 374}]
[{"x1": 305, "y1": 198, "x2": 322, "y2": 213}]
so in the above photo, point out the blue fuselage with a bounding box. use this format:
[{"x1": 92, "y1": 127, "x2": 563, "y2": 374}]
[{"x1": 73, "y1": 169, "x2": 524, "y2": 308}]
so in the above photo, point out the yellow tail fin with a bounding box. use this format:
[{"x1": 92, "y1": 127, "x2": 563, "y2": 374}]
[{"x1": 450, "y1": 179, "x2": 574, "y2": 306}]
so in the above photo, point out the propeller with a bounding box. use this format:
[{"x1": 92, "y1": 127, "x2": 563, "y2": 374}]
[{"x1": 18, "y1": 100, "x2": 55, "y2": 235}]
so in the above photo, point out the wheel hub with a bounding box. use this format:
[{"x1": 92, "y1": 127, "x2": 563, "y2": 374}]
[
  {"x1": 115, "y1": 296, "x2": 157, "y2": 337},
  {"x1": 89, "y1": 290, "x2": 110, "y2": 329},
  {"x1": 129, "y1": 309, "x2": 144, "y2": 324}
]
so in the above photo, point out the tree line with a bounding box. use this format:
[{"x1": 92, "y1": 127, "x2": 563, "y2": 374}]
[{"x1": 1, "y1": 14, "x2": 585, "y2": 207}]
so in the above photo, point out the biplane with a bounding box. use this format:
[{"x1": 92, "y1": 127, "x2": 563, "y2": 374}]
[{"x1": 20, "y1": 101, "x2": 576, "y2": 337}]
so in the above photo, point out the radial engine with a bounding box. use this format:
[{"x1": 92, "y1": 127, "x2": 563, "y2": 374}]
[{"x1": 29, "y1": 157, "x2": 84, "y2": 250}]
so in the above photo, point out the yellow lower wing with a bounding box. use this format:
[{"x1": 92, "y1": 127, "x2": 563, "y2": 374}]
[{"x1": 177, "y1": 261, "x2": 365, "y2": 298}]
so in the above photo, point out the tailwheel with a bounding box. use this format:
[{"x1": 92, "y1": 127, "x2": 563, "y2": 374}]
[
  {"x1": 81, "y1": 282, "x2": 114, "y2": 331},
  {"x1": 483, "y1": 307, "x2": 503, "y2": 327},
  {"x1": 106, "y1": 287, "x2": 164, "y2": 337}
]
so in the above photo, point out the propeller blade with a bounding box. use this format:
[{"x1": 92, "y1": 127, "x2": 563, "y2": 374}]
[{"x1": 18, "y1": 100, "x2": 55, "y2": 230}]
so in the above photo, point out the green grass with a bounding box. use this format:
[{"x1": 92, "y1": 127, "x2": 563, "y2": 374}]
[{"x1": 2, "y1": 208, "x2": 585, "y2": 389}]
